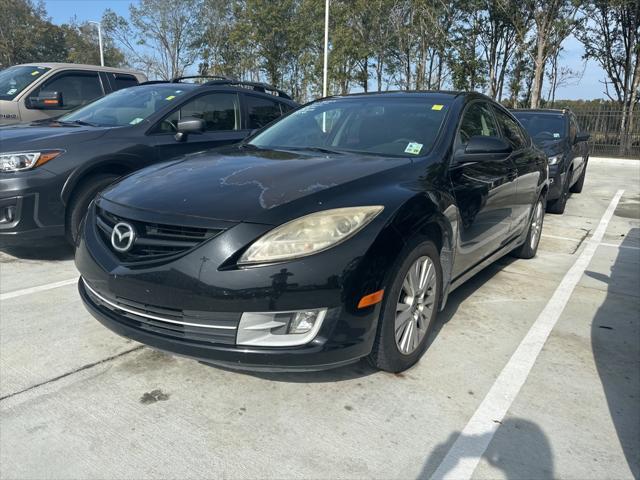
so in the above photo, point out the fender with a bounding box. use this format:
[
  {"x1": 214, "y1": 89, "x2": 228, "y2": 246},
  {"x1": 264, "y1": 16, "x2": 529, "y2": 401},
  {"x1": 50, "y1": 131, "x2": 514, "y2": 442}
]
[{"x1": 60, "y1": 153, "x2": 141, "y2": 206}]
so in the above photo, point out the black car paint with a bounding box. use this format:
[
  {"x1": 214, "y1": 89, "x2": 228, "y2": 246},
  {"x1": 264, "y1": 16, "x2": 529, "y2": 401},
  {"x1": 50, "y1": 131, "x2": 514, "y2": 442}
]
[
  {"x1": 0, "y1": 84, "x2": 297, "y2": 245},
  {"x1": 511, "y1": 109, "x2": 589, "y2": 201},
  {"x1": 76, "y1": 92, "x2": 548, "y2": 371}
]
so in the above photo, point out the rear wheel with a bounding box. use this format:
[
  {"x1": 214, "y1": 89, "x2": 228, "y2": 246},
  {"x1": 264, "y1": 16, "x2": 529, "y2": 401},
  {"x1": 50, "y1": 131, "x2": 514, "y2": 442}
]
[
  {"x1": 65, "y1": 174, "x2": 120, "y2": 245},
  {"x1": 547, "y1": 170, "x2": 570, "y2": 214},
  {"x1": 368, "y1": 240, "x2": 441, "y2": 373},
  {"x1": 512, "y1": 197, "x2": 545, "y2": 259},
  {"x1": 570, "y1": 160, "x2": 587, "y2": 193}
]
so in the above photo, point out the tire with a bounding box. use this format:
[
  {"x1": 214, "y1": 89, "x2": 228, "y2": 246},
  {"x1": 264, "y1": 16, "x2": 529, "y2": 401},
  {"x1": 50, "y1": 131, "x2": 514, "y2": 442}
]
[
  {"x1": 65, "y1": 174, "x2": 120, "y2": 245},
  {"x1": 570, "y1": 160, "x2": 587, "y2": 193},
  {"x1": 547, "y1": 169, "x2": 570, "y2": 214},
  {"x1": 368, "y1": 240, "x2": 442, "y2": 373},
  {"x1": 512, "y1": 196, "x2": 545, "y2": 259}
]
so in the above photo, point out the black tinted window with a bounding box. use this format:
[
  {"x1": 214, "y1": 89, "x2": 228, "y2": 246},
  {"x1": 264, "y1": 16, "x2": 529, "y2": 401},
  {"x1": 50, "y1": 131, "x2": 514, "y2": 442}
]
[
  {"x1": 512, "y1": 112, "x2": 566, "y2": 141},
  {"x1": 494, "y1": 108, "x2": 527, "y2": 149},
  {"x1": 111, "y1": 74, "x2": 138, "y2": 91},
  {"x1": 31, "y1": 72, "x2": 103, "y2": 109},
  {"x1": 159, "y1": 93, "x2": 240, "y2": 132},
  {"x1": 458, "y1": 102, "x2": 499, "y2": 145},
  {"x1": 246, "y1": 96, "x2": 281, "y2": 128}
]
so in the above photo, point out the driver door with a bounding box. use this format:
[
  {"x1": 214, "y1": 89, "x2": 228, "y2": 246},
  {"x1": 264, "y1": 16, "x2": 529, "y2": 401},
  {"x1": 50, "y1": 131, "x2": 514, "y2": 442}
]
[
  {"x1": 449, "y1": 101, "x2": 518, "y2": 278},
  {"x1": 150, "y1": 92, "x2": 249, "y2": 159}
]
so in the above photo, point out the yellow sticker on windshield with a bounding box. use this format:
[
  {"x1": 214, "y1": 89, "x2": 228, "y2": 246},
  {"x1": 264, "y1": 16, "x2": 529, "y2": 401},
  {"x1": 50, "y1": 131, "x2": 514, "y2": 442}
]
[
  {"x1": 431, "y1": 104, "x2": 444, "y2": 111},
  {"x1": 31, "y1": 71, "x2": 41, "y2": 76},
  {"x1": 165, "y1": 95, "x2": 176, "y2": 100}
]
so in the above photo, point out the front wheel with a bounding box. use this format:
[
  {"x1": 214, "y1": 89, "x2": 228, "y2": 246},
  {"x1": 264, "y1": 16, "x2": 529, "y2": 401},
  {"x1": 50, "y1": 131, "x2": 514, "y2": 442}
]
[
  {"x1": 512, "y1": 197, "x2": 545, "y2": 259},
  {"x1": 368, "y1": 240, "x2": 442, "y2": 373}
]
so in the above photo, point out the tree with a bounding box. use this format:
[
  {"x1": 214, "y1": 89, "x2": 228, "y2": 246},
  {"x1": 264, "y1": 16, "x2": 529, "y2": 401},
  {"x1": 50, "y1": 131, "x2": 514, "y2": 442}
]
[
  {"x1": 577, "y1": 0, "x2": 640, "y2": 154},
  {"x1": 61, "y1": 18, "x2": 125, "y2": 67},
  {"x1": 103, "y1": 0, "x2": 203, "y2": 80}
]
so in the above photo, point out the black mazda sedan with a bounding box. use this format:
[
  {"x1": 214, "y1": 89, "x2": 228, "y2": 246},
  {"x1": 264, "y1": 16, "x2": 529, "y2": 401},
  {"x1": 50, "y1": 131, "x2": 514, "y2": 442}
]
[{"x1": 76, "y1": 92, "x2": 548, "y2": 373}]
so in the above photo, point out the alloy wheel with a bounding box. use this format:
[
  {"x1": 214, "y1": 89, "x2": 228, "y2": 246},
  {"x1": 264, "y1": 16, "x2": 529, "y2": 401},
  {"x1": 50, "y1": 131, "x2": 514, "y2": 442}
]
[
  {"x1": 395, "y1": 256, "x2": 437, "y2": 355},
  {"x1": 530, "y1": 201, "x2": 544, "y2": 249}
]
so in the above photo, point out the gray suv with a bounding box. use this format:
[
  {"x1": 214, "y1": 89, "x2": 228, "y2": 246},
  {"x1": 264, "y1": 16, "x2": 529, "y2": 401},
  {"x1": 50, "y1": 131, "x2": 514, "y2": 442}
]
[{"x1": 0, "y1": 63, "x2": 146, "y2": 125}]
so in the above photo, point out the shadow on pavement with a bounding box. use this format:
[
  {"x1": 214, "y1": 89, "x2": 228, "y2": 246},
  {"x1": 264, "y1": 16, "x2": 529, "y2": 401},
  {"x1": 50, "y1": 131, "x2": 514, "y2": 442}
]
[
  {"x1": 418, "y1": 418, "x2": 554, "y2": 479},
  {"x1": 587, "y1": 227, "x2": 640, "y2": 478}
]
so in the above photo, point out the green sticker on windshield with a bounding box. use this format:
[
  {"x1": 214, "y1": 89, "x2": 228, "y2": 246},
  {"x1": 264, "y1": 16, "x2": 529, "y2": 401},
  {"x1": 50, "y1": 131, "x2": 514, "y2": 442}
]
[
  {"x1": 405, "y1": 142, "x2": 423, "y2": 155},
  {"x1": 31, "y1": 70, "x2": 41, "y2": 76},
  {"x1": 165, "y1": 95, "x2": 176, "y2": 101}
]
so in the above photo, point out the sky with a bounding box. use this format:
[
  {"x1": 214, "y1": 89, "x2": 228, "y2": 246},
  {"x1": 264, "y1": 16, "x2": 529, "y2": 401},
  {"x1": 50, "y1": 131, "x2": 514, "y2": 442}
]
[{"x1": 43, "y1": 0, "x2": 608, "y2": 101}]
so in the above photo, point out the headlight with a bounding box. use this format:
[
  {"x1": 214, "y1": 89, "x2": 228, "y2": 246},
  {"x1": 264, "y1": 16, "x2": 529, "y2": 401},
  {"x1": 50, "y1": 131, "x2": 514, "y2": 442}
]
[
  {"x1": 547, "y1": 155, "x2": 561, "y2": 166},
  {"x1": 239, "y1": 206, "x2": 384, "y2": 265},
  {"x1": 0, "y1": 150, "x2": 64, "y2": 172}
]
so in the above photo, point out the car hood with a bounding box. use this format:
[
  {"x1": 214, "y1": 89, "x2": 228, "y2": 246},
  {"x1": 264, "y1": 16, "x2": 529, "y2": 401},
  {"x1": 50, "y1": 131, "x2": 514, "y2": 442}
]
[
  {"x1": 101, "y1": 148, "x2": 410, "y2": 223},
  {"x1": 0, "y1": 123, "x2": 109, "y2": 151},
  {"x1": 533, "y1": 138, "x2": 566, "y2": 157}
]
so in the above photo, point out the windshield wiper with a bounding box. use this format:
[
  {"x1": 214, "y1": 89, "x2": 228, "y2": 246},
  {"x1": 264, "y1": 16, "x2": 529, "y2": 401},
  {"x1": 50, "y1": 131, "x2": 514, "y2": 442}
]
[
  {"x1": 280, "y1": 146, "x2": 345, "y2": 155},
  {"x1": 58, "y1": 120, "x2": 99, "y2": 127}
]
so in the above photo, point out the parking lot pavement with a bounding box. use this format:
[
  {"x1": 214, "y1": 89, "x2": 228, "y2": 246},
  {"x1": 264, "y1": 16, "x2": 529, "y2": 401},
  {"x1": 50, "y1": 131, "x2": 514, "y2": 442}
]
[{"x1": 1, "y1": 157, "x2": 638, "y2": 480}]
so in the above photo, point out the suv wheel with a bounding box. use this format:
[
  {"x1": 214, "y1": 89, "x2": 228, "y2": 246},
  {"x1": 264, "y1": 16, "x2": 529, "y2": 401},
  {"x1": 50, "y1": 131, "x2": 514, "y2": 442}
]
[
  {"x1": 368, "y1": 240, "x2": 441, "y2": 373},
  {"x1": 66, "y1": 174, "x2": 120, "y2": 245}
]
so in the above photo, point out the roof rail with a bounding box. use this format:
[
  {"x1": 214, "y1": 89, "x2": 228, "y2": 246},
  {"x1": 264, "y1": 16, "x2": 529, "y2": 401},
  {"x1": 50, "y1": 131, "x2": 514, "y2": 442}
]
[
  {"x1": 139, "y1": 80, "x2": 171, "y2": 86},
  {"x1": 203, "y1": 79, "x2": 293, "y2": 100},
  {"x1": 172, "y1": 75, "x2": 236, "y2": 83}
]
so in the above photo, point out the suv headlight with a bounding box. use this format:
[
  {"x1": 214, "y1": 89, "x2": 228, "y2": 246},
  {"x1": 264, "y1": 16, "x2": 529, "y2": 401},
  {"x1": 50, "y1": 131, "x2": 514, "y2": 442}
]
[
  {"x1": 547, "y1": 155, "x2": 561, "y2": 166},
  {"x1": 239, "y1": 206, "x2": 384, "y2": 265},
  {"x1": 0, "y1": 150, "x2": 64, "y2": 172}
]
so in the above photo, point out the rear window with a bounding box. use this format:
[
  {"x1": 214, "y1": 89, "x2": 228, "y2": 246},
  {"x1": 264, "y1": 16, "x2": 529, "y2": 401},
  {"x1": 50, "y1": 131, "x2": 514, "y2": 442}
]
[
  {"x1": 246, "y1": 95, "x2": 283, "y2": 129},
  {"x1": 0, "y1": 65, "x2": 51, "y2": 100},
  {"x1": 512, "y1": 112, "x2": 567, "y2": 141}
]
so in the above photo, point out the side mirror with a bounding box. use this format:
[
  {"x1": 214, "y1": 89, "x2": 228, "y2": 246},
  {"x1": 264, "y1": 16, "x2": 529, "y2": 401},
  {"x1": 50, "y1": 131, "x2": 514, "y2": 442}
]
[
  {"x1": 454, "y1": 136, "x2": 513, "y2": 164},
  {"x1": 174, "y1": 117, "x2": 205, "y2": 142},
  {"x1": 575, "y1": 131, "x2": 590, "y2": 143},
  {"x1": 29, "y1": 91, "x2": 63, "y2": 109}
]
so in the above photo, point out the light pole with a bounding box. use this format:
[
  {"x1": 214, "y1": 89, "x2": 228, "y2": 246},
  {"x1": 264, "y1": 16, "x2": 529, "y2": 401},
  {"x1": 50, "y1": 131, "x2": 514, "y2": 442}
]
[
  {"x1": 322, "y1": 0, "x2": 329, "y2": 98},
  {"x1": 89, "y1": 21, "x2": 104, "y2": 67}
]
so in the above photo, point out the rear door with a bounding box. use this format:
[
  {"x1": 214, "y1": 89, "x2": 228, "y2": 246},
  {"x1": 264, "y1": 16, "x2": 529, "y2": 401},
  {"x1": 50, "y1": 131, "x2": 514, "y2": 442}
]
[
  {"x1": 568, "y1": 113, "x2": 586, "y2": 179},
  {"x1": 492, "y1": 106, "x2": 540, "y2": 237},
  {"x1": 150, "y1": 91, "x2": 248, "y2": 159},
  {"x1": 449, "y1": 100, "x2": 518, "y2": 278},
  {"x1": 244, "y1": 94, "x2": 288, "y2": 130}
]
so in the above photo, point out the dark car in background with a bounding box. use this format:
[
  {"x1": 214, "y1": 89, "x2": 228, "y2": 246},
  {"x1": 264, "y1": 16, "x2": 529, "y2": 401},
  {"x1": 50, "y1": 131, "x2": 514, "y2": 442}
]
[
  {"x1": 511, "y1": 108, "x2": 590, "y2": 214},
  {"x1": 0, "y1": 63, "x2": 147, "y2": 126},
  {"x1": 0, "y1": 78, "x2": 297, "y2": 246},
  {"x1": 76, "y1": 91, "x2": 548, "y2": 373}
]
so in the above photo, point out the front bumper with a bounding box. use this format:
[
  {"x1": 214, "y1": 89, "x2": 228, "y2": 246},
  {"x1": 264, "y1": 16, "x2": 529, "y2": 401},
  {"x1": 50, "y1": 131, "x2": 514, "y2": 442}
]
[
  {"x1": 75, "y1": 200, "x2": 393, "y2": 371},
  {"x1": 0, "y1": 169, "x2": 65, "y2": 246}
]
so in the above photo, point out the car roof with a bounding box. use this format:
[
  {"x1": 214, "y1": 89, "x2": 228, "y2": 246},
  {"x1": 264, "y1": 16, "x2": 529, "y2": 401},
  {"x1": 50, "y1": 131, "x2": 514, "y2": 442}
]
[
  {"x1": 16, "y1": 62, "x2": 144, "y2": 76},
  {"x1": 328, "y1": 90, "x2": 466, "y2": 100}
]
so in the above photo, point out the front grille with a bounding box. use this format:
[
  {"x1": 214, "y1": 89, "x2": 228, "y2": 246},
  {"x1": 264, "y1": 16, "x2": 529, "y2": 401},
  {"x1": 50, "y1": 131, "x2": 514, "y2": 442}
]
[
  {"x1": 96, "y1": 207, "x2": 224, "y2": 262},
  {"x1": 83, "y1": 279, "x2": 239, "y2": 345}
]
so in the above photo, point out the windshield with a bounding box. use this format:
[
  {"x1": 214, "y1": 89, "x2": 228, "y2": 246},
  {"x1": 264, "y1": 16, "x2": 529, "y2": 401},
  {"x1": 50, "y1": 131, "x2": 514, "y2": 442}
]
[
  {"x1": 0, "y1": 65, "x2": 51, "y2": 101},
  {"x1": 59, "y1": 85, "x2": 192, "y2": 127},
  {"x1": 249, "y1": 96, "x2": 452, "y2": 157},
  {"x1": 512, "y1": 112, "x2": 567, "y2": 141}
]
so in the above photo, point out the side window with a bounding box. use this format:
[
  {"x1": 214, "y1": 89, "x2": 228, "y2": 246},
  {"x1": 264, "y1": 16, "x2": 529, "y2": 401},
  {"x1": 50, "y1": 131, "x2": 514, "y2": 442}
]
[
  {"x1": 30, "y1": 72, "x2": 103, "y2": 109},
  {"x1": 158, "y1": 93, "x2": 240, "y2": 133},
  {"x1": 494, "y1": 108, "x2": 527, "y2": 150},
  {"x1": 457, "y1": 102, "x2": 499, "y2": 146},
  {"x1": 246, "y1": 95, "x2": 282, "y2": 129},
  {"x1": 111, "y1": 74, "x2": 139, "y2": 91}
]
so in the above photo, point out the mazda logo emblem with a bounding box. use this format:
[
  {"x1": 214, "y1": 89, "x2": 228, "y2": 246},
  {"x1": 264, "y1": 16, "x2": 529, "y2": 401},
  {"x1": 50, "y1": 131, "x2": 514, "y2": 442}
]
[{"x1": 111, "y1": 222, "x2": 136, "y2": 253}]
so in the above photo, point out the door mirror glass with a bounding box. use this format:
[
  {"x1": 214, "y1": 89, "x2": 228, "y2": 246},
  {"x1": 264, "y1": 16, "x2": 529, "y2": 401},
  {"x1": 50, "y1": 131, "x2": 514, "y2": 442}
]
[
  {"x1": 174, "y1": 117, "x2": 205, "y2": 142},
  {"x1": 454, "y1": 136, "x2": 513, "y2": 164},
  {"x1": 30, "y1": 91, "x2": 63, "y2": 109}
]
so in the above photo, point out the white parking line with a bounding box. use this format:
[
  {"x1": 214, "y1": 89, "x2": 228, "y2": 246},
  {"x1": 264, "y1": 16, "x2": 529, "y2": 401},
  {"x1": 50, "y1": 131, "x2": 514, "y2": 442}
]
[
  {"x1": 541, "y1": 233, "x2": 584, "y2": 242},
  {"x1": 600, "y1": 242, "x2": 640, "y2": 251},
  {"x1": 0, "y1": 278, "x2": 78, "y2": 301},
  {"x1": 430, "y1": 189, "x2": 625, "y2": 480}
]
